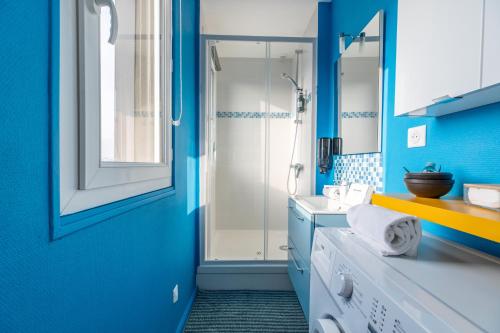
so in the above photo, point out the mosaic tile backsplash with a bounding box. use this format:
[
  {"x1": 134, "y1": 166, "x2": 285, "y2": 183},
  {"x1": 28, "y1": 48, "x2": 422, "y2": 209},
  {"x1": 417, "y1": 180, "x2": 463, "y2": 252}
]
[
  {"x1": 217, "y1": 111, "x2": 291, "y2": 119},
  {"x1": 340, "y1": 111, "x2": 379, "y2": 119},
  {"x1": 333, "y1": 153, "x2": 383, "y2": 192}
]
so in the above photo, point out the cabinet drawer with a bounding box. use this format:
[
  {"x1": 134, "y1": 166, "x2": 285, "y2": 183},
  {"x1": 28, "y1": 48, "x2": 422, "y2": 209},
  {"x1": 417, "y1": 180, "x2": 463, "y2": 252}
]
[
  {"x1": 314, "y1": 214, "x2": 348, "y2": 228},
  {"x1": 287, "y1": 237, "x2": 310, "y2": 318},
  {"x1": 288, "y1": 205, "x2": 313, "y2": 262}
]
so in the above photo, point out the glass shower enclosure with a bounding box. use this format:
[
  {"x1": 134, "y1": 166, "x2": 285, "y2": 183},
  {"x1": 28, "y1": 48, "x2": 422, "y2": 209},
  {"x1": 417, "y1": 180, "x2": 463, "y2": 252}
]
[{"x1": 201, "y1": 37, "x2": 315, "y2": 263}]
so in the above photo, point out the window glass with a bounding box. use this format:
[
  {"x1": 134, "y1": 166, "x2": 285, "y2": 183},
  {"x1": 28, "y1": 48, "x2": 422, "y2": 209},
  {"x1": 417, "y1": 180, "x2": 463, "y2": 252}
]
[{"x1": 100, "y1": 0, "x2": 164, "y2": 163}]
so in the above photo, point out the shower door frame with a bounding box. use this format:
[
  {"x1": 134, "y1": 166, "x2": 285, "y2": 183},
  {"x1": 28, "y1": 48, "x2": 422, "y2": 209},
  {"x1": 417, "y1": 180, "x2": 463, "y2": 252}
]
[{"x1": 199, "y1": 35, "x2": 317, "y2": 272}]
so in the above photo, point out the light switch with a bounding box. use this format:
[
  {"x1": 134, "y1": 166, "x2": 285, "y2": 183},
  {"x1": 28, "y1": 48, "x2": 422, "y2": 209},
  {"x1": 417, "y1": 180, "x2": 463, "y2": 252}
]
[{"x1": 408, "y1": 125, "x2": 426, "y2": 148}]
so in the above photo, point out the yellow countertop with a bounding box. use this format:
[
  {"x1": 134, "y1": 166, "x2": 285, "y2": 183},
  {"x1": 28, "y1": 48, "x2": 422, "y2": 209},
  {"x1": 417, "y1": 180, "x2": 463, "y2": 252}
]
[{"x1": 371, "y1": 193, "x2": 500, "y2": 243}]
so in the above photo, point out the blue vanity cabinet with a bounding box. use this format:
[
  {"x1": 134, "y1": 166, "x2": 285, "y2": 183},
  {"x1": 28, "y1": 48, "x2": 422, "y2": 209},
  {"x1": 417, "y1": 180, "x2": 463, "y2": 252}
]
[
  {"x1": 288, "y1": 201, "x2": 314, "y2": 261},
  {"x1": 287, "y1": 199, "x2": 314, "y2": 318},
  {"x1": 287, "y1": 197, "x2": 348, "y2": 320},
  {"x1": 287, "y1": 236, "x2": 311, "y2": 318}
]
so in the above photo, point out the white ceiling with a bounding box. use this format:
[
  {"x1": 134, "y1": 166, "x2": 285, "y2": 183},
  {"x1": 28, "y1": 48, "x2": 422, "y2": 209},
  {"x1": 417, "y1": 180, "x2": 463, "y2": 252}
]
[{"x1": 201, "y1": 0, "x2": 317, "y2": 37}]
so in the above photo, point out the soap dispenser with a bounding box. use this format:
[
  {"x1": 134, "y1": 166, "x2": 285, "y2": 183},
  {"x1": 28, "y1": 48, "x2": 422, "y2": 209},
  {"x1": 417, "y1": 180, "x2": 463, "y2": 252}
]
[
  {"x1": 318, "y1": 138, "x2": 333, "y2": 174},
  {"x1": 317, "y1": 137, "x2": 342, "y2": 174}
]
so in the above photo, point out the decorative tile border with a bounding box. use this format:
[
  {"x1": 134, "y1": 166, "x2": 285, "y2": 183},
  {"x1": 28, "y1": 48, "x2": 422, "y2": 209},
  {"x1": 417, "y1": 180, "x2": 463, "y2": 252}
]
[
  {"x1": 216, "y1": 111, "x2": 291, "y2": 119},
  {"x1": 341, "y1": 111, "x2": 378, "y2": 119},
  {"x1": 333, "y1": 153, "x2": 383, "y2": 192}
]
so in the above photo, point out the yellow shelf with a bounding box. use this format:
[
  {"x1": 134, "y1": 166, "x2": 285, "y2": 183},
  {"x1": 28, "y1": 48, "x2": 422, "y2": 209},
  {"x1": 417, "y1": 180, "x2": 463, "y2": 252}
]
[{"x1": 371, "y1": 194, "x2": 500, "y2": 243}]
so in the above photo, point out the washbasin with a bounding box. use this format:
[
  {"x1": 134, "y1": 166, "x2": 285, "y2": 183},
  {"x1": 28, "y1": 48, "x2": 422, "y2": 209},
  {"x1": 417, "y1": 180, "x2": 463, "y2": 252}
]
[
  {"x1": 301, "y1": 196, "x2": 330, "y2": 209},
  {"x1": 294, "y1": 195, "x2": 347, "y2": 215}
]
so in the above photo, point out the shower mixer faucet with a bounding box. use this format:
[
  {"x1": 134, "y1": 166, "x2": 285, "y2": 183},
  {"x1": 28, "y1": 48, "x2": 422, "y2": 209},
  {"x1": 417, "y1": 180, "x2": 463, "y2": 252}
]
[
  {"x1": 290, "y1": 163, "x2": 304, "y2": 178},
  {"x1": 296, "y1": 90, "x2": 306, "y2": 113},
  {"x1": 280, "y1": 72, "x2": 306, "y2": 113}
]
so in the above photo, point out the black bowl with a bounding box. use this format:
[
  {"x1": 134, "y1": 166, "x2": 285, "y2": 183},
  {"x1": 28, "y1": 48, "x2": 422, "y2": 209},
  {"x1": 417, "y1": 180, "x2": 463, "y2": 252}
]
[
  {"x1": 404, "y1": 178, "x2": 454, "y2": 184},
  {"x1": 404, "y1": 179, "x2": 455, "y2": 198},
  {"x1": 404, "y1": 172, "x2": 453, "y2": 180}
]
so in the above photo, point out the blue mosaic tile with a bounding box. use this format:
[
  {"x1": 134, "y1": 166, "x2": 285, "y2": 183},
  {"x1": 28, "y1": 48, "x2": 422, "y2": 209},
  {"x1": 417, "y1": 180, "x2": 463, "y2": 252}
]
[
  {"x1": 333, "y1": 153, "x2": 383, "y2": 193},
  {"x1": 216, "y1": 111, "x2": 291, "y2": 119},
  {"x1": 341, "y1": 111, "x2": 379, "y2": 119}
]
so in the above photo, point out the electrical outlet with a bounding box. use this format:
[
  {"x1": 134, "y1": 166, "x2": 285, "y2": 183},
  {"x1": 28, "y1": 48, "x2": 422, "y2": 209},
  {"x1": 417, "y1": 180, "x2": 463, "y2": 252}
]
[
  {"x1": 173, "y1": 284, "x2": 179, "y2": 304},
  {"x1": 408, "y1": 125, "x2": 426, "y2": 148}
]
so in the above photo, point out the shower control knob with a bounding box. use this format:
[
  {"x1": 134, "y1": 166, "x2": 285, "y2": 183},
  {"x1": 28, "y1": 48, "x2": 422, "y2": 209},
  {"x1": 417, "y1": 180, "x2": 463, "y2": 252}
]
[{"x1": 335, "y1": 273, "x2": 353, "y2": 299}]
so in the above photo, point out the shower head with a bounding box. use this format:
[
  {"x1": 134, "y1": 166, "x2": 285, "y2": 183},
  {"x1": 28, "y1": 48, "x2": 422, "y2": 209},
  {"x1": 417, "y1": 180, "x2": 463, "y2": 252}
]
[{"x1": 281, "y1": 73, "x2": 301, "y2": 90}]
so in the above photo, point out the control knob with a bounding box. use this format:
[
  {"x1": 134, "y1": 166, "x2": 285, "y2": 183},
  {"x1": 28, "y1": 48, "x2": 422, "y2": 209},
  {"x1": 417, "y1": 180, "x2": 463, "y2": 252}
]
[
  {"x1": 312, "y1": 319, "x2": 343, "y2": 333},
  {"x1": 334, "y1": 273, "x2": 353, "y2": 299}
]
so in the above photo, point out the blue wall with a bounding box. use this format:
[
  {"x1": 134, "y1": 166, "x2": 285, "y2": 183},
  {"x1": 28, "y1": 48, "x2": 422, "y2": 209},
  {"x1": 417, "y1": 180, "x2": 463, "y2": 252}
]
[
  {"x1": 0, "y1": 1, "x2": 199, "y2": 332},
  {"x1": 327, "y1": 0, "x2": 500, "y2": 256},
  {"x1": 315, "y1": 2, "x2": 334, "y2": 194}
]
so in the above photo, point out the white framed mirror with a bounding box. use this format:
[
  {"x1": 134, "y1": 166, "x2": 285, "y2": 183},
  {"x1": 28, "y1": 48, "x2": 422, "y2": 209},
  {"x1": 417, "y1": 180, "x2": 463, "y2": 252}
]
[{"x1": 337, "y1": 11, "x2": 384, "y2": 155}]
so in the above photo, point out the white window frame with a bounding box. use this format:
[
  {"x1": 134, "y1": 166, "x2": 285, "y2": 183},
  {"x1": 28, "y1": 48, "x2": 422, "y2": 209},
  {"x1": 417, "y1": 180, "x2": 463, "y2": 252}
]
[{"x1": 60, "y1": 0, "x2": 173, "y2": 216}]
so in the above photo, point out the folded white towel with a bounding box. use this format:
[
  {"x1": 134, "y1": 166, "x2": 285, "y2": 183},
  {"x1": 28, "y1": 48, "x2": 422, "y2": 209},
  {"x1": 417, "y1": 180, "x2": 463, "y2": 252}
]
[{"x1": 347, "y1": 204, "x2": 421, "y2": 257}]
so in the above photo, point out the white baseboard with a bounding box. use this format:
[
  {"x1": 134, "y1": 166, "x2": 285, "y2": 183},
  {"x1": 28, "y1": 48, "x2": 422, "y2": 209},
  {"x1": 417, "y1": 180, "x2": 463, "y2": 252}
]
[{"x1": 196, "y1": 264, "x2": 292, "y2": 290}]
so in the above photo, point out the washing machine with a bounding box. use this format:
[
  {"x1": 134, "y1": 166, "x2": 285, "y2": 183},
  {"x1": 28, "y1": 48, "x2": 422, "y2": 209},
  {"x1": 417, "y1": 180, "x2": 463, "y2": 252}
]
[{"x1": 309, "y1": 227, "x2": 500, "y2": 333}]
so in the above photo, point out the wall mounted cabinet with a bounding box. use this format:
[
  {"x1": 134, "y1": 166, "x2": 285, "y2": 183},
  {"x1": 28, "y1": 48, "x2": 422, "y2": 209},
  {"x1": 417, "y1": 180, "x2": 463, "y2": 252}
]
[
  {"x1": 395, "y1": 0, "x2": 500, "y2": 117},
  {"x1": 482, "y1": 0, "x2": 500, "y2": 88}
]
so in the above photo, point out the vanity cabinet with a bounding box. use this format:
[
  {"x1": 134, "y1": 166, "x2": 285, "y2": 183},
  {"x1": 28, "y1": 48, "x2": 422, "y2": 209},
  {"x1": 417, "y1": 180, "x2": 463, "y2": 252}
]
[
  {"x1": 287, "y1": 200, "x2": 313, "y2": 319},
  {"x1": 395, "y1": 0, "x2": 500, "y2": 117},
  {"x1": 482, "y1": 0, "x2": 500, "y2": 88},
  {"x1": 287, "y1": 198, "x2": 348, "y2": 320}
]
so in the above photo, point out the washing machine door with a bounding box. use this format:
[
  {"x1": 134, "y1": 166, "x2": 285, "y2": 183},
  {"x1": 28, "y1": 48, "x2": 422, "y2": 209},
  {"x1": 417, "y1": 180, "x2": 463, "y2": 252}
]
[{"x1": 311, "y1": 318, "x2": 345, "y2": 333}]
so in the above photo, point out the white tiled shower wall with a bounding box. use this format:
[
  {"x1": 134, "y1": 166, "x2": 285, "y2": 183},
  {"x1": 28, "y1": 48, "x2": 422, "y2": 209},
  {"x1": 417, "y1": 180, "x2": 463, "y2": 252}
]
[
  {"x1": 215, "y1": 115, "x2": 293, "y2": 230},
  {"x1": 214, "y1": 57, "x2": 295, "y2": 232}
]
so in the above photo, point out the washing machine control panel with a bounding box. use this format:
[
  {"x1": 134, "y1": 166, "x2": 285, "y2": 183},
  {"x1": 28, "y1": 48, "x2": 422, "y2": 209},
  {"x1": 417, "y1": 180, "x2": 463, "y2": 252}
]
[
  {"x1": 328, "y1": 250, "x2": 431, "y2": 333},
  {"x1": 334, "y1": 273, "x2": 353, "y2": 299}
]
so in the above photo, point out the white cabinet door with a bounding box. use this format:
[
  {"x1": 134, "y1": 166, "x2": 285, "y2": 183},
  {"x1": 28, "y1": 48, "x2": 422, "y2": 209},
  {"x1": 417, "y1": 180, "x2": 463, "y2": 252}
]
[
  {"x1": 482, "y1": 0, "x2": 500, "y2": 88},
  {"x1": 395, "y1": 0, "x2": 483, "y2": 116}
]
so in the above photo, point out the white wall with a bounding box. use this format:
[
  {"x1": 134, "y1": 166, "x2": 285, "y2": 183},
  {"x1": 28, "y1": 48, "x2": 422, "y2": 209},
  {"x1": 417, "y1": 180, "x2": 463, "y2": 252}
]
[
  {"x1": 215, "y1": 116, "x2": 267, "y2": 230},
  {"x1": 303, "y1": 6, "x2": 318, "y2": 37},
  {"x1": 201, "y1": 0, "x2": 317, "y2": 37},
  {"x1": 216, "y1": 58, "x2": 292, "y2": 114}
]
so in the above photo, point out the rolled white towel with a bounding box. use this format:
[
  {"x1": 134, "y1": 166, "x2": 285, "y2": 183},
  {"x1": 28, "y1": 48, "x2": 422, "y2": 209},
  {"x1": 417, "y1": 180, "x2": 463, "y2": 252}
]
[{"x1": 347, "y1": 204, "x2": 421, "y2": 257}]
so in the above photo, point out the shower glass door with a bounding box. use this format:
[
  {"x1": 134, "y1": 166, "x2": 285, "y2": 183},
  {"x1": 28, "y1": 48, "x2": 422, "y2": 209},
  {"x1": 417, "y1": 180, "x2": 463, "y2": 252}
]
[
  {"x1": 204, "y1": 39, "x2": 313, "y2": 262},
  {"x1": 208, "y1": 40, "x2": 267, "y2": 260}
]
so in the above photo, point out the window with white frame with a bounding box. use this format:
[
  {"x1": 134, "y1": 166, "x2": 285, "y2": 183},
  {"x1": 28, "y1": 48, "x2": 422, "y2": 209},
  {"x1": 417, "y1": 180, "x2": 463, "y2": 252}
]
[{"x1": 60, "y1": 0, "x2": 172, "y2": 215}]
